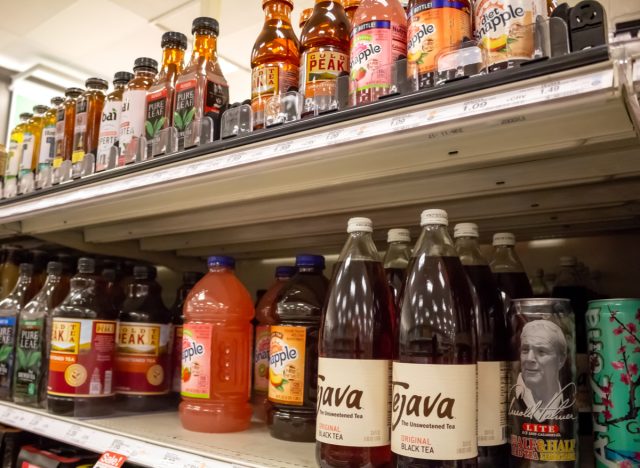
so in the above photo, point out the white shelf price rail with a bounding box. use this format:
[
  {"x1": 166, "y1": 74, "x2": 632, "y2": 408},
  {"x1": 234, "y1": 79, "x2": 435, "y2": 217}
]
[{"x1": 0, "y1": 67, "x2": 615, "y2": 223}]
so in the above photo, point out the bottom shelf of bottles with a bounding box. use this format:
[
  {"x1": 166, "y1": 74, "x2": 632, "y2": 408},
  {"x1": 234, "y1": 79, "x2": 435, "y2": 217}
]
[{"x1": 0, "y1": 401, "x2": 315, "y2": 468}]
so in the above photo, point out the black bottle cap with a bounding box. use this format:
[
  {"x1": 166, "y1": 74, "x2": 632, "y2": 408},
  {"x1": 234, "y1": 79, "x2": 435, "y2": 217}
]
[
  {"x1": 77, "y1": 257, "x2": 95, "y2": 274},
  {"x1": 46, "y1": 261, "x2": 63, "y2": 275},
  {"x1": 50, "y1": 96, "x2": 65, "y2": 107},
  {"x1": 19, "y1": 112, "x2": 33, "y2": 120},
  {"x1": 32, "y1": 104, "x2": 49, "y2": 114},
  {"x1": 162, "y1": 31, "x2": 188, "y2": 50},
  {"x1": 113, "y1": 71, "x2": 134, "y2": 85},
  {"x1": 19, "y1": 263, "x2": 33, "y2": 275},
  {"x1": 85, "y1": 77, "x2": 109, "y2": 90},
  {"x1": 133, "y1": 57, "x2": 158, "y2": 73},
  {"x1": 65, "y1": 87, "x2": 84, "y2": 98},
  {"x1": 192, "y1": 17, "x2": 219, "y2": 36}
]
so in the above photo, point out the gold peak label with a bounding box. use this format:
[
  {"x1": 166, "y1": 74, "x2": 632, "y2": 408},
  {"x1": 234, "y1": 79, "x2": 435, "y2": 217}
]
[
  {"x1": 51, "y1": 321, "x2": 80, "y2": 355},
  {"x1": 117, "y1": 323, "x2": 160, "y2": 355}
]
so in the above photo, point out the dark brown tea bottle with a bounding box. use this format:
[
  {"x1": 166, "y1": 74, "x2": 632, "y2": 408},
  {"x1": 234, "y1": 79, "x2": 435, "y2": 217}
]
[
  {"x1": 489, "y1": 232, "x2": 533, "y2": 301},
  {"x1": 317, "y1": 217, "x2": 395, "y2": 467},
  {"x1": 383, "y1": 228, "x2": 412, "y2": 308},
  {"x1": 454, "y1": 223, "x2": 509, "y2": 468},
  {"x1": 392, "y1": 209, "x2": 477, "y2": 467}
]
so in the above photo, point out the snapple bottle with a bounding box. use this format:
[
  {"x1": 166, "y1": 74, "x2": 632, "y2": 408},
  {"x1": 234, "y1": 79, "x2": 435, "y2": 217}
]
[
  {"x1": 47, "y1": 258, "x2": 117, "y2": 417},
  {"x1": 349, "y1": 0, "x2": 407, "y2": 106},
  {"x1": 180, "y1": 256, "x2": 254, "y2": 433},
  {"x1": 299, "y1": 1, "x2": 350, "y2": 114},
  {"x1": 317, "y1": 218, "x2": 395, "y2": 467},
  {"x1": 251, "y1": 0, "x2": 300, "y2": 129},
  {"x1": 407, "y1": 0, "x2": 472, "y2": 89},
  {"x1": 392, "y1": 209, "x2": 477, "y2": 467}
]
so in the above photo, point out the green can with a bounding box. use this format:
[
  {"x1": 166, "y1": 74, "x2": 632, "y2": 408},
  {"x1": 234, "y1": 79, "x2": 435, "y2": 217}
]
[{"x1": 586, "y1": 299, "x2": 640, "y2": 467}]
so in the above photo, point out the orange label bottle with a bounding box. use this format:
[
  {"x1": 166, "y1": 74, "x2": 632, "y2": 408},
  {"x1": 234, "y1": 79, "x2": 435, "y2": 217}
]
[
  {"x1": 251, "y1": 0, "x2": 300, "y2": 129},
  {"x1": 72, "y1": 78, "x2": 108, "y2": 170},
  {"x1": 53, "y1": 88, "x2": 83, "y2": 170},
  {"x1": 406, "y1": 0, "x2": 472, "y2": 89}
]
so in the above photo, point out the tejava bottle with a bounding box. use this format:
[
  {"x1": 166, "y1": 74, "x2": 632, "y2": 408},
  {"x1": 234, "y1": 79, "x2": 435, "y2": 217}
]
[
  {"x1": 454, "y1": 223, "x2": 509, "y2": 467},
  {"x1": 317, "y1": 218, "x2": 395, "y2": 467},
  {"x1": 12, "y1": 261, "x2": 69, "y2": 407},
  {"x1": 47, "y1": 258, "x2": 118, "y2": 417},
  {"x1": 268, "y1": 254, "x2": 329, "y2": 442},
  {"x1": 393, "y1": 209, "x2": 477, "y2": 467},
  {"x1": 383, "y1": 228, "x2": 412, "y2": 308},
  {"x1": 349, "y1": 0, "x2": 407, "y2": 106},
  {"x1": 115, "y1": 265, "x2": 172, "y2": 411},
  {"x1": 489, "y1": 232, "x2": 533, "y2": 301}
]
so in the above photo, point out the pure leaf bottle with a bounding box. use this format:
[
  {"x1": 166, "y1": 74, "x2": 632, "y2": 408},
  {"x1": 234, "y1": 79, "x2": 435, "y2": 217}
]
[
  {"x1": 317, "y1": 218, "x2": 395, "y2": 467},
  {"x1": 392, "y1": 209, "x2": 478, "y2": 467},
  {"x1": 173, "y1": 17, "x2": 229, "y2": 145},
  {"x1": 454, "y1": 223, "x2": 509, "y2": 467},
  {"x1": 12, "y1": 261, "x2": 69, "y2": 407},
  {"x1": 0, "y1": 263, "x2": 38, "y2": 400}
]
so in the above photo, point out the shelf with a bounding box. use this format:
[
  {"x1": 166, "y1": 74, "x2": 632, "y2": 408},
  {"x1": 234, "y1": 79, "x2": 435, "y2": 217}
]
[
  {"x1": 0, "y1": 401, "x2": 314, "y2": 468},
  {"x1": 0, "y1": 45, "x2": 638, "y2": 264}
]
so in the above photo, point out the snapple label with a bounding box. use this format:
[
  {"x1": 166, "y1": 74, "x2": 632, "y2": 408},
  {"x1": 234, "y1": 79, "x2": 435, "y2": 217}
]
[
  {"x1": 268, "y1": 326, "x2": 306, "y2": 405},
  {"x1": 181, "y1": 323, "x2": 211, "y2": 399}
]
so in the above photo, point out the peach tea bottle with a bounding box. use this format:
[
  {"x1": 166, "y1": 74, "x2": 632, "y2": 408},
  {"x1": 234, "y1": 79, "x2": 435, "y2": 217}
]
[
  {"x1": 145, "y1": 32, "x2": 187, "y2": 149},
  {"x1": 173, "y1": 17, "x2": 229, "y2": 144},
  {"x1": 299, "y1": 1, "x2": 350, "y2": 114},
  {"x1": 407, "y1": 0, "x2": 472, "y2": 88},
  {"x1": 20, "y1": 107, "x2": 48, "y2": 180},
  {"x1": 119, "y1": 58, "x2": 158, "y2": 165},
  {"x1": 72, "y1": 78, "x2": 108, "y2": 175},
  {"x1": 53, "y1": 88, "x2": 83, "y2": 177},
  {"x1": 37, "y1": 97, "x2": 63, "y2": 176},
  {"x1": 251, "y1": 0, "x2": 301, "y2": 129},
  {"x1": 96, "y1": 72, "x2": 133, "y2": 172}
]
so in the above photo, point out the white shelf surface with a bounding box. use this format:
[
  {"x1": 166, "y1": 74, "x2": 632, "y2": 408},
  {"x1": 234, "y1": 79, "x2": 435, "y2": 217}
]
[{"x1": 0, "y1": 401, "x2": 314, "y2": 468}]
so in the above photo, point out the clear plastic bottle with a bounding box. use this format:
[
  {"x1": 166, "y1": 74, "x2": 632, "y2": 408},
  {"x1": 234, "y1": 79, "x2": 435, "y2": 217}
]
[
  {"x1": 268, "y1": 254, "x2": 329, "y2": 442},
  {"x1": 531, "y1": 268, "x2": 549, "y2": 297},
  {"x1": 383, "y1": 228, "x2": 412, "y2": 306},
  {"x1": 0, "y1": 263, "x2": 38, "y2": 400},
  {"x1": 317, "y1": 218, "x2": 395, "y2": 467},
  {"x1": 300, "y1": 7, "x2": 313, "y2": 29},
  {"x1": 1, "y1": 246, "x2": 24, "y2": 300},
  {"x1": 12, "y1": 261, "x2": 69, "y2": 406},
  {"x1": 489, "y1": 232, "x2": 533, "y2": 300},
  {"x1": 180, "y1": 256, "x2": 254, "y2": 433},
  {"x1": 103, "y1": 268, "x2": 126, "y2": 311},
  {"x1": 454, "y1": 222, "x2": 508, "y2": 467},
  {"x1": 53, "y1": 88, "x2": 83, "y2": 173},
  {"x1": 393, "y1": 210, "x2": 477, "y2": 467},
  {"x1": 71, "y1": 77, "x2": 108, "y2": 175},
  {"x1": 20, "y1": 106, "x2": 48, "y2": 181},
  {"x1": 47, "y1": 258, "x2": 117, "y2": 417},
  {"x1": 5, "y1": 114, "x2": 31, "y2": 188},
  {"x1": 37, "y1": 97, "x2": 64, "y2": 177}
]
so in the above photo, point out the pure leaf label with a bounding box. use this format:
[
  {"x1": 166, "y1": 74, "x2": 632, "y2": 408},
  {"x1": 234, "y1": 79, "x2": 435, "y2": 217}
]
[
  {"x1": 0, "y1": 318, "x2": 16, "y2": 385},
  {"x1": 174, "y1": 82, "x2": 196, "y2": 132},
  {"x1": 14, "y1": 321, "x2": 44, "y2": 398},
  {"x1": 145, "y1": 90, "x2": 168, "y2": 139}
]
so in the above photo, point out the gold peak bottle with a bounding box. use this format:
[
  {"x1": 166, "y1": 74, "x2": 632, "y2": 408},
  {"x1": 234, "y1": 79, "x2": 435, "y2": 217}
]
[
  {"x1": 96, "y1": 72, "x2": 133, "y2": 172},
  {"x1": 173, "y1": 17, "x2": 229, "y2": 144},
  {"x1": 19, "y1": 107, "x2": 48, "y2": 180},
  {"x1": 119, "y1": 58, "x2": 158, "y2": 165},
  {"x1": 251, "y1": 0, "x2": 300, "y2": 129},
  {"x1": 53, "y1": 88, "x2": 83, "y2": 174},
  {"x1": 71, "y1": 78, "x2": 108, "y2": 175},
  {"x1": 300, "y1": 8, "x2": 313, "y2": 30},
  {"x1": 37, "y1": 97, "x2": 63, "y2": 177},
  {"x1": 344, "y1": 0, "x2": 362, "y2": 26},
  {"x1": 299, "y1": 1, "x2": 350, "y2": 114},
  {"x1": 145, "y1": 32, "x2": 187, "y2": 151}
]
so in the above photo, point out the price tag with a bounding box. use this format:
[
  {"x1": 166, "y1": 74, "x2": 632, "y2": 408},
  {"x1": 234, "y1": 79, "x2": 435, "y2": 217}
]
[
  {"x1": 540, "y1": 81, "x2": 561, "y2": 96},
  {"x1": 93, "y1": 450, "x2": 128, "y2": 468}
]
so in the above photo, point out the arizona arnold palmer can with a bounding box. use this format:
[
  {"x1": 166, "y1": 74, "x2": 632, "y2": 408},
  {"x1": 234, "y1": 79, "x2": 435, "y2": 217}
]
[{"x1": 507, "y1": 298, "x2": 578, "y2": 466}]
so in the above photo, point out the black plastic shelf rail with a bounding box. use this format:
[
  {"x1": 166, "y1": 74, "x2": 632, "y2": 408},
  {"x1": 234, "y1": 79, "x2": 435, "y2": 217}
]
[{"x1": 0, "y1": 45, "x2": 610, "y2": 208}]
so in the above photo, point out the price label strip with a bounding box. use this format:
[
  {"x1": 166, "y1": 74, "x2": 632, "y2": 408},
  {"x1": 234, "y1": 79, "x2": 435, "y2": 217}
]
[{"x1": 0, "y1": 68, "x2": 615, "y2": 221}]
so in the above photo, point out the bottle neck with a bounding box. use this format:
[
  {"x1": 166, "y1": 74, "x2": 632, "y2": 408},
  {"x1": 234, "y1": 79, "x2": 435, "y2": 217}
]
[
  {"x1": 490, "y1": 245, "x2": 526, "y2": 273},
  {"x1": 339, "y1": 231, "x2": 379, "y2": 262},
  {"x1": 414, "y1": 225, "x2": 457, "y2": 258},
  {"x1": 455, "y1": 237, "x2": 488, "y2": 266},
  {"x1": 297, "y1": 266, "x2": 321, "y2": 274},
  {"x1": 113, "y1": 82, "x2": 127, "y2": 91},
  {"x1": 161, "y1": 47, "x2": 185, "y2": 73},
  {"x1": 264, "y1": 1, "x2": 293, "y2": 22},
  {"x1": 384, "y1": 241, "x2": 411, "y2": 269},
  {"x1": 208, "y1": 265, "x2": 232, "y2": 274},
  {"x1": 10, "y1": 273, "x2": 33, "y2": 297},
  {"x1": 191, "y1": 32, "x2": 218, "y2": 62},
  {"x1": 134, "y1": 69, "x2": 156, "y2": 80}
]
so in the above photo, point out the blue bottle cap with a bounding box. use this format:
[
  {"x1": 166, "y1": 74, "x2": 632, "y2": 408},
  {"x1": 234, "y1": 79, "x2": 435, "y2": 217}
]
[
  {"x1": 295, "y1": 254, "x2": 325, "y2": 269},
  {"x1": 275, "y1": 266, "x2": 296, "y2": 278},
  {"x1": 207, "y1": 255, "x2": 235, "y2": 268}
]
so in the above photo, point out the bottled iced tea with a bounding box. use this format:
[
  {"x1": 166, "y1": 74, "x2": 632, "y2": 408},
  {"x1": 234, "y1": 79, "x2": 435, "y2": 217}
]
[
  {"x1": 173, "y1": 17, "x2": 229, "y2": 144},
  {"x1": 0, "y1": 247, "x2": 24, "y2": 300},
  {"x1": 119, "y1": 58, "x2": 158, "y2": 165},
  {"x1": 37, "y1": 97, "x2": 63, "y2": 177},
  {"x1": 407, "y1": 0, "x2": 472, "y2": 88},
  {"x1": 299, "y1": 1, "x2": 350, "y2": 114},
  {"x1": 145, "y1": 32, "x2": 187, "y2": 150},
  {"x1": 12, "y1": 261, "x2": 69, "y2": 407},
  {"x1": 31, "y1": 250, "x2": 49, "y2": 293},
  {"x1": 317, "y1": 218, "x2": 395, "y2": 467},
  {"x1": 115, "y1": 265, "x2": 171, "y2": 411},
  {"x1": 454, "y1": 223, "x2": 509, "y2": 467},
  {"x1": 268, "y1": 254, "x2": 328, "y2": 442},
  {"x1": 102, "y1": 268, "x2": 126, "y2": 311},
  {"x1": 53, "y1": 88, "x2": 83, "y2": 173},
  {"x1": 253, "y1": 265, "x2": 295, "y2": 421},
  {"x1": 5, "y1": 114, "x2": 31, "y2": 187},
  {"x1": 392, "y1": 209, "x2": 477, "y2": 467},
  {"x1": 251, "y1": 0, "x2": 301, "y2": 129},
  {"x1": 0, "y1": 263, "x2": 38, "y2": 400},
  {"x1": 350, "y1": 0, "x2": 407, "y2": 106},
  {"x1": 383, "y1": 228, "x2": 411, "y2": 307},
  {"x1": 71, "y1": 78, "x2": 108, "y2": 175},
  {"x1": 300, "y1": 8, "x2": 313, "y2": 29},
  {"x1": 531, "y1": 268, "x2": 549, "y2": 297},
  {"x1": 20, "y1": 107, "x2": 48, "y2": 180},
  {"x1": 47, "y1": 258, "x2": 117, "y2": 417},
  {"x1": 489, "y1": 232, "x2": 533, "y2": 300},
  {"x1": 96, "y1": 72, "x2": 134, "y2": 172},
  {"x1": 344, "y1": 0, "x2": 361, "y2": 25}
]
